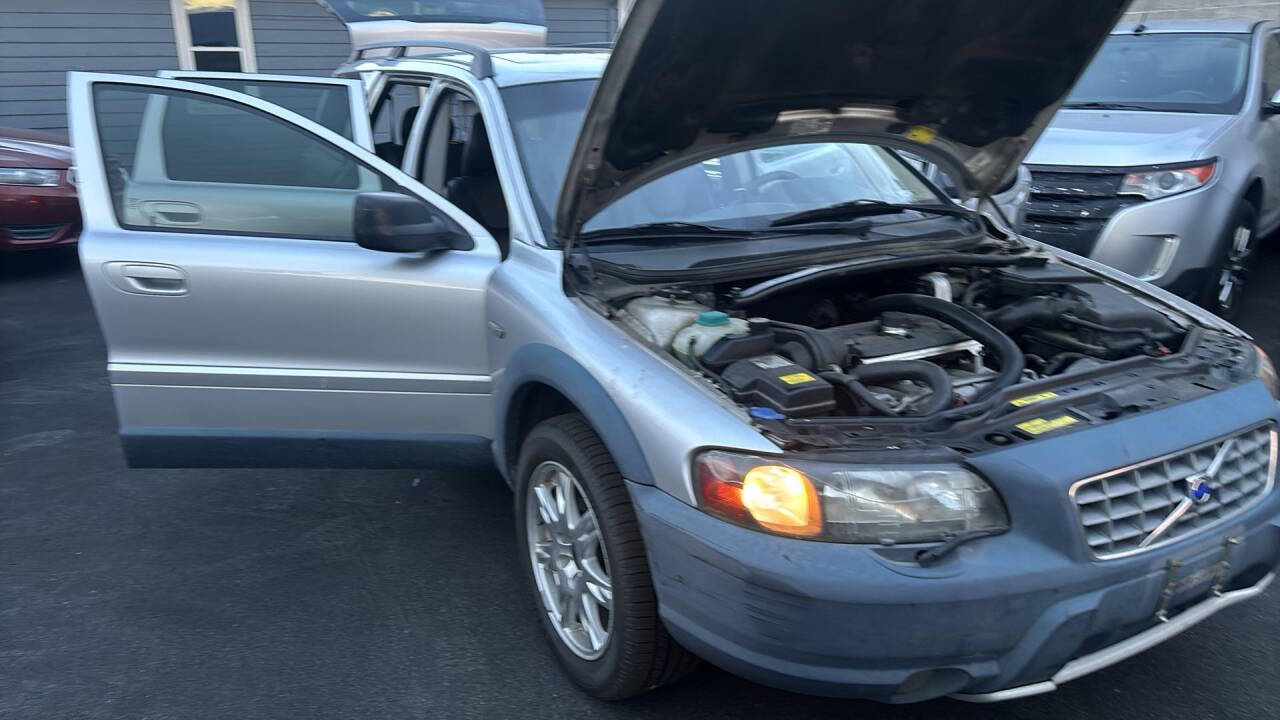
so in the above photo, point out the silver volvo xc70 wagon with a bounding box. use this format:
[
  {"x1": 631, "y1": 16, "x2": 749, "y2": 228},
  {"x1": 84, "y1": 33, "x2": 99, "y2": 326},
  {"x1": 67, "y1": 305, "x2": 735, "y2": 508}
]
[{"x1": 69, "y1": 0, "x2": 1280, "y2": 704}]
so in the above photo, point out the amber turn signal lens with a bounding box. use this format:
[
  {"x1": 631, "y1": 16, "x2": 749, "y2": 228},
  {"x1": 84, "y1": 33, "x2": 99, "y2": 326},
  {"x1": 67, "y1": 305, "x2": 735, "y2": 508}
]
[{"x1": 741, "y1": 465, "x2": 822, "y2": 536}]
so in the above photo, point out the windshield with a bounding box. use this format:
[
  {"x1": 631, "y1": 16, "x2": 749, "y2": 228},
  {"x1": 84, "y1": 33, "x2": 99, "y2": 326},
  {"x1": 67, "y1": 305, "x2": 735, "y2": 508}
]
[
  {"x1": 502, "y1": 80, "x2": 945, "y2": 242},
  {"x1": 1066, "y1": 33, "x2": 1251, "y2": 114}
]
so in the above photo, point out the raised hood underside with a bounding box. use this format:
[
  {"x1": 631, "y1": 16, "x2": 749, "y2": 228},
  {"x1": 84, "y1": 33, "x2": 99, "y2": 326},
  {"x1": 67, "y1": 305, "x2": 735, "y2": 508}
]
[{"x1": 557, "y1": 0, "x2": 1130, "y2": 243}]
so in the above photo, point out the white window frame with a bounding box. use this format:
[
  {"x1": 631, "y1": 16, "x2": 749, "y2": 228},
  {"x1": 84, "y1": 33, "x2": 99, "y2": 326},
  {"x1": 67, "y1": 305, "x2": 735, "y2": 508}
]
[{"x1": 170, "y1": 0, "x2": 259, "y2": 73}]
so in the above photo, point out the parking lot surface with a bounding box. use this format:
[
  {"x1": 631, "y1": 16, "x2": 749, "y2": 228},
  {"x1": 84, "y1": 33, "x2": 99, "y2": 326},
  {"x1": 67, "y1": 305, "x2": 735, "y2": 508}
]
[{"x1": 3, "y1": 246, "x2": 1279, "y2": 719}]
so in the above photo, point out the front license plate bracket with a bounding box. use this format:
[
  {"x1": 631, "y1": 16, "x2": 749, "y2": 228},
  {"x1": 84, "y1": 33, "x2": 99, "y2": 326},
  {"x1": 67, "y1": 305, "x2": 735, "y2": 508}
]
[{"x1": 1154, "y1": 536, "x2": 1240, "y2": 622}]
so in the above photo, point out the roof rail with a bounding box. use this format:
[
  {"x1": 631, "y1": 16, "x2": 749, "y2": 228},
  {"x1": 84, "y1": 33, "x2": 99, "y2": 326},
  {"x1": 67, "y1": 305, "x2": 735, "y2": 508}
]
[{"x1": 348, "y1": 40, "x2": 494, "y2": 78}]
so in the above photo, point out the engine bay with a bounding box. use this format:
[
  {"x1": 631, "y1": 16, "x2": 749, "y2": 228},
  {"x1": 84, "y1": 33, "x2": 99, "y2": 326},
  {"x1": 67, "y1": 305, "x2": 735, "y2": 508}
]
[{"x1": 610, "y1": 253, "x2": 1258, "y2": 451}]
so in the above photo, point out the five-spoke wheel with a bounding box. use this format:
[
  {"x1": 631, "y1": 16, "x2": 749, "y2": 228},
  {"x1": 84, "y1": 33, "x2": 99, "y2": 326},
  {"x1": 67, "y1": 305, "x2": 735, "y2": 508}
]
[{"x1": 526, "y1": 460, "x2": 613, "y2": 660}]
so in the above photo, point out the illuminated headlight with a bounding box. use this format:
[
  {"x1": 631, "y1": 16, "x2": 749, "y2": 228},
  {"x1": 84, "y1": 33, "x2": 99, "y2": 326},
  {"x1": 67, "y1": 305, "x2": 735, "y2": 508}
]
[
  {"x1": 695, "y1": 451, "x2": 1009, "y2": 544},
  {"x1": 1254, "y1": 345, "x2": 1279, "y2": 400},
  {"x1": 0, "y1": 167, "x2": 60, "y2": 187},
  {"x1": 1119, "y1": 160, "x2": 1216, "y2": 200}
]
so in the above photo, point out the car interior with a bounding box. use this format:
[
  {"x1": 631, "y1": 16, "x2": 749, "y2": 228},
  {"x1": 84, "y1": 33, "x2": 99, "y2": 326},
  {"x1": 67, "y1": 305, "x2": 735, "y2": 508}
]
[{"x1": 407, "y1": 87, "x2": 511, "y2": 255}]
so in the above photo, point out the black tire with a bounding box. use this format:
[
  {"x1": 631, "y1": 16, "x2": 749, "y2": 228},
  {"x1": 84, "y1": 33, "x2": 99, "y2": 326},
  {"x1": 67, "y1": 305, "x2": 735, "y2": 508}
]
[
  {"x1": 513, "y1": 413, "x2": 698, "y2": 699},
  {"x1": 1199, "y1": 199, "x2": 1259, "y2": 319}
]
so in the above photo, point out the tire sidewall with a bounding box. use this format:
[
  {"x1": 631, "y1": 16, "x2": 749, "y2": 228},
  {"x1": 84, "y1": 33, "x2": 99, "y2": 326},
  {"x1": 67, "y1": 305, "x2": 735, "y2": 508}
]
[{"x1": 512, "y1": 419, "x2": 635, "y2": 693}]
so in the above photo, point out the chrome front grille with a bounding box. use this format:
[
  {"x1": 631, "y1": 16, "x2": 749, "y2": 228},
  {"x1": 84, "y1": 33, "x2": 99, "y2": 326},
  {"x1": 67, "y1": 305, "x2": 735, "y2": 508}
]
[
  {"x1": 1071, "y1": 426, "x2": 1276, "y2": 559},
  {"x1": 1023, "y1": 165, "x2": 1143, "y2": 257}
]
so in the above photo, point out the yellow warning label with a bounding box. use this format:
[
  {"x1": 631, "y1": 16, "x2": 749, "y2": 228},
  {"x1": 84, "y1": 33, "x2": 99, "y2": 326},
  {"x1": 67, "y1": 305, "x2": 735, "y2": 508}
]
[
  {"x1": 1016, "y1": 415, "x2": 1080, "y2": 436},
  {"x1": 1010, "y1": 391, "x2": 1059, "y2": 408},
  {"x1": 779, "y1": 372, "x2": 817, "y2": 385},
  {"x1": 906, "y1": 125, "x2": 937, "y2": 144}
]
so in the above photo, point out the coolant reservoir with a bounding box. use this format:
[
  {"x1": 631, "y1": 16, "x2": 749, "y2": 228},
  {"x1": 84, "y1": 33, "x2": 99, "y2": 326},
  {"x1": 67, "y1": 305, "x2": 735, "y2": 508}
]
[
  {"x1": 672, "y1": 311, "x2": 750, "y2": 368},
  {"x1": 620, "y1": 296, "x2": 709, "y2": 349}
]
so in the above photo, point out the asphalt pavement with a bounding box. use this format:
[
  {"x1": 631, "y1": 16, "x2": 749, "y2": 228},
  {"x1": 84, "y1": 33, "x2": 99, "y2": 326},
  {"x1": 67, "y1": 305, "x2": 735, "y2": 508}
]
[{"x1": 3, "y1": 245, "x2": 1278, "y2": 719}]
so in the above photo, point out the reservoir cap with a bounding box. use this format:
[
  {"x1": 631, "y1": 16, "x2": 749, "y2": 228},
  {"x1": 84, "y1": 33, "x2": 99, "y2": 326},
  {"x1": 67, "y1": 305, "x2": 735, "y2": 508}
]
[
  {"x1": 697, "y1": 311, "x2": 731, "y2": 326},
  {"x1": 749, "y1": 406, "x2": 787, "y2": 421}
]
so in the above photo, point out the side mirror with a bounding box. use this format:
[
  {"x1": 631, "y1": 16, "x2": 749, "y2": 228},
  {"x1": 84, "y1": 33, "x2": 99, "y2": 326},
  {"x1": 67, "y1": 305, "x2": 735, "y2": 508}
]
[{"x1": 354, "y1": 192, "x2": 474, "y2": 253}]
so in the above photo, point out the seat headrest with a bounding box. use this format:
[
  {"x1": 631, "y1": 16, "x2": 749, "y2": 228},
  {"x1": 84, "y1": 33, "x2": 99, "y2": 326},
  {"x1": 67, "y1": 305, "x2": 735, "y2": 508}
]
[{"x1": 460, "y1": 116, "x2": 494, "y2": 177}]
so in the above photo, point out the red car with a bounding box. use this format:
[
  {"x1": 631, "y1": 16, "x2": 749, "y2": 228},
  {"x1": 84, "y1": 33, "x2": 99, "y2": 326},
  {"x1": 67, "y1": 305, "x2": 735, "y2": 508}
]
[{"x1": 0, "y1": 127, "x2": 81, "y2": 251}]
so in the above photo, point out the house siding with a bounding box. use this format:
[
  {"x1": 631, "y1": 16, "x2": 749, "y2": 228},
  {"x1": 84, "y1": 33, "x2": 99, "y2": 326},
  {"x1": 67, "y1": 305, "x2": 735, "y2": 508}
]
[
  {"x1": 545, "y1": 0, "x2": 617, "y2": 45},
  {"x1": 250, "y1": 0, "x2": 352, "y2": 77},
  {"x1": 1124, "y1": 0, "x2": 1280, "y2": 22},
  {"x1": 0, "y1": 0, "x2": 620, "y2": 134},
  {"x1": 0, "y1": 0, "x2": 179, "y2": 132}
]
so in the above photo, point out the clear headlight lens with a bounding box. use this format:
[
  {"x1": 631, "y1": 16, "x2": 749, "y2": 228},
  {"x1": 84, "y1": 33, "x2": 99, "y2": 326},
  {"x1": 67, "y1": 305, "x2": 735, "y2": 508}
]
[
  {"x1": 1119, "y1": 160, "x2": 1216, "y2": 200},
  {"x1": 1254, "y1": 344, "x2": 1279, "y2": 399},
  {"x1": 695, "y1": 451, "x2": 1009, "y2": 544},
  {"x1": 0, "y1": 167, "x2": 60, "y2": 187}
]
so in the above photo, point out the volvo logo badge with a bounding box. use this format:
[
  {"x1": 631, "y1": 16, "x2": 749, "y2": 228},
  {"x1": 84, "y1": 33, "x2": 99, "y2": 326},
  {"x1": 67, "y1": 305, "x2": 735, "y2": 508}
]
[
  {"x1": 1138, "y1": 438, "x2": 1234, "y2": 548},
  {"x1": 1185, "y1": 472, "x2": 1213, "y2": 504}
]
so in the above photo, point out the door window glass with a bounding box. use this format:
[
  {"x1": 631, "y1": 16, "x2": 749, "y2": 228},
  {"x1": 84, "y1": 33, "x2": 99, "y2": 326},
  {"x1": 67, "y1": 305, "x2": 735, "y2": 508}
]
[
  {"x1": 174, "y1": 0, "x2": 257, "y2": 73},
  {"x1": 93, "y1": 83, "x2": 400, "y2": 242},
  {"x1": 185, "y1": 79, "x2": 355, "y2": 139}
]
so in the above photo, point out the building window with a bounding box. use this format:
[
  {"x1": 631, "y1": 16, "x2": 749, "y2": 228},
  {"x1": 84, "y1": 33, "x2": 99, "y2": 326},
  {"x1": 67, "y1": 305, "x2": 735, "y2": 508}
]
[{"x1": 171, "y1": 0, "x2": 258, "y2": 72}]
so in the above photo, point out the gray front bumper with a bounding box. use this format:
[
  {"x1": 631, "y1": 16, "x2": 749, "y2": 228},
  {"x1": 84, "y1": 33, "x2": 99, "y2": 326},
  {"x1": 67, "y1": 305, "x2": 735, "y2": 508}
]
[
  {"x1": 1090, "y1": 180, "x2": 1233, "y2": 291},
  {"x1": 628, "y1": 383, "x2": 1280, "y2": 703}
]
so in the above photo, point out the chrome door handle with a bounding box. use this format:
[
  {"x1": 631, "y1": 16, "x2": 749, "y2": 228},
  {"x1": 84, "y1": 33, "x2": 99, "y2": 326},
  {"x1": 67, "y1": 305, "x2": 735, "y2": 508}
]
[{"x1": 104, "y1": 262, "x2": 189, "y2": 296}]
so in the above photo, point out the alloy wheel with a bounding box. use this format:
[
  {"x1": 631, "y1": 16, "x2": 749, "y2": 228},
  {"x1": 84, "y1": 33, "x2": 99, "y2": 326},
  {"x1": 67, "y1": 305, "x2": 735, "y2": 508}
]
[{"x1": 525, "y1": 460, "x2": 613, "y2": 660}]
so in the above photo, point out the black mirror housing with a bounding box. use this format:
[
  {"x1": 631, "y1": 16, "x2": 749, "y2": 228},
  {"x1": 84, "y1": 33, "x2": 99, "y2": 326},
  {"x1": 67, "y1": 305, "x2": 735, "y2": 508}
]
[{"x1": 354, "y1": 192, "x2": 474, "y2": 253}]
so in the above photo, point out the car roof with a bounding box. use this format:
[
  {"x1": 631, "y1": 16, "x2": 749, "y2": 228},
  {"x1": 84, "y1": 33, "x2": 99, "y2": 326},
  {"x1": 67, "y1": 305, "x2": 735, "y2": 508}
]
[
  {"x1": 377, "y1": 47, "x2": 609, "y2": 87},
  {"x1": 1111, "y1": 17, "x2": 1264, "y2": 35}
]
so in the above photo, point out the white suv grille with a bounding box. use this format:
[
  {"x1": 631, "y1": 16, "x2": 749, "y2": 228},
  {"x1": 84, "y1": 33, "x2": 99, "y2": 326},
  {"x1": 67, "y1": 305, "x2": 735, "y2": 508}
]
[{"x1": 1070, "y1": 426, "x2": 1276, "y2": 559}]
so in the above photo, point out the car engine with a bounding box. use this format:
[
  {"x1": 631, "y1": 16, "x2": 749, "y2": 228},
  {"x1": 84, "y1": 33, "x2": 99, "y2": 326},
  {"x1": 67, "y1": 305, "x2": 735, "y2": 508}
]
[{"x1": 609, "y1": 254, "x2": 1255, "y2": 448}]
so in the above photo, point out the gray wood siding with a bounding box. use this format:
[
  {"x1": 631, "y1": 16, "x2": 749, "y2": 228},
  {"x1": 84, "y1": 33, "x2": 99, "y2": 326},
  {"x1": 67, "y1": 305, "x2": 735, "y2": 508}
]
[
  {"x1": 250, "y1": 0, "x2": 352, "y2": 77},
  {"x1": 0, "y1": 0, "x2": 179, "y2": 132},
  {"x1": 545, "y1": 0, "x2": 617, "y2": 45},
  {"x1": 0, "y1": 0, "x2": 620, "y2": 133},
  {"x1": 1125, "y1": 0, "x2": 1280, "y2": 21}
]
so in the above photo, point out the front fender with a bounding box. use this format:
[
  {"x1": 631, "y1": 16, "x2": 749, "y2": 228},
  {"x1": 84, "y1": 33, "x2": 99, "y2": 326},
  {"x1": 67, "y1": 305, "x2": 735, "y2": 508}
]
[{"x1": 494, "y1": 343, "x2": 654, "y2": 486}]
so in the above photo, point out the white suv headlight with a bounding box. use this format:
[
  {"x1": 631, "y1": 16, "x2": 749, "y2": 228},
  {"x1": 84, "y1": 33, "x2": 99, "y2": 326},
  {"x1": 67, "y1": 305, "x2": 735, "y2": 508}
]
[
  {"x1": 1119, "y1": 160, "x2": 1216, "y2": 200},
  {"x1": 0, "y1": 167, "x2": 60, "y2": 187},
  {"x1": 695, "y1": 450, "x2": 1009, "y2": 544}
]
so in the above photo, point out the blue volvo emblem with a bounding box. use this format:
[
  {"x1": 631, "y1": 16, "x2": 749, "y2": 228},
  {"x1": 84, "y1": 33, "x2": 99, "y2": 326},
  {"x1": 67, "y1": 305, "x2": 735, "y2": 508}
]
[{"x1": 1186, "y1": 474, "x2": 1213, "y2": 503}]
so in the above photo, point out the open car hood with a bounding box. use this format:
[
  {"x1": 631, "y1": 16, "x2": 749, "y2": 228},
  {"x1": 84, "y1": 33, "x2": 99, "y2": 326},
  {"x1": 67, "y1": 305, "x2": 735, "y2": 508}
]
[{"x1": 556, "y1": 0, "x2": 1130, "y2": 244}]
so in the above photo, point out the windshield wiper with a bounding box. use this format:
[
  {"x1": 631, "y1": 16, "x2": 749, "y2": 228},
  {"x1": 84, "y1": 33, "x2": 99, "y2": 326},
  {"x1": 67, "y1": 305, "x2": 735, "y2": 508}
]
[
  {"x1": 769, "y1": 199, "x2": 975, "y2": 228},
  {"x1": 1061, "y1": 101, "x2": 1152, "y2": 111},
  {"x1": 579, "y1": 221, "x2": 751, "y2": 241}
]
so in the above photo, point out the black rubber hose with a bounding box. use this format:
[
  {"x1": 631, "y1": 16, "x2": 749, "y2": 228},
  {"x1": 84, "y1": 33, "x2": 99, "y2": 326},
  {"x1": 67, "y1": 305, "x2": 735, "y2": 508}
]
[
  {"x1": 983, "y1": 296, "x2": 1084, "y2": 334},
  {"x1": 821, "y1": 371, "x2": 898, "y2": 416},
  {"x1": 851, "y1": 360, "x2": 955, "y2": 416},
  {"x1": 820, "y1": 361, "x2": 954, "y2": 417},
  {"x1": 861, "y1": 294, "x2": 1025, "y2": 405},
  {"x1": 770, "y1": 320, "x2": 842, "y2": 369}
]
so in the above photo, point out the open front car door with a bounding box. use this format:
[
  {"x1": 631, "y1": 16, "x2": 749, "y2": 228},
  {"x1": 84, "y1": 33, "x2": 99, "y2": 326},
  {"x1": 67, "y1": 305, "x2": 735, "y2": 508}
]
[{"x1": 67, "y1": 72, "x2": 500, "y2": 468}]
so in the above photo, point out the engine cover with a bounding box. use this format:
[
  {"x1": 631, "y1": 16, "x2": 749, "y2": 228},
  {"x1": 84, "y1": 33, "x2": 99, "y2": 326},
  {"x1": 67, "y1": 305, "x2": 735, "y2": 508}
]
[{"x1": 830, "y1": 312, "x2": 978, "y2": 363}]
